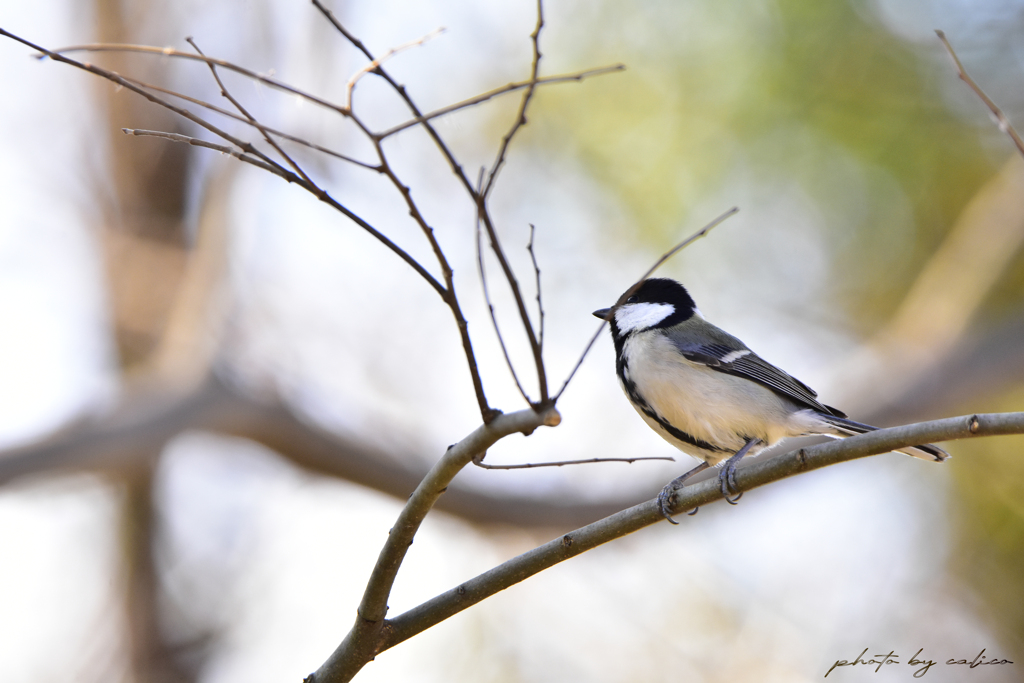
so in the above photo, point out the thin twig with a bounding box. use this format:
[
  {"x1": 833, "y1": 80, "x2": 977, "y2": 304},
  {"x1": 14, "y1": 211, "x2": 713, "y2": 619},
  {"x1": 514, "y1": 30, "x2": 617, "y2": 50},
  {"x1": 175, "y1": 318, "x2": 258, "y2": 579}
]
[
  {"x1": 482, "y1": 0, "x2": 543, "y2": 197},
  {"x1": 119, "y1": 127, "x2": 445, "y2": 295},
  {"x1": 118, "y1": 74, "x2": 380, "y2": 170},
  {"x1": 377, "y1": 65, "x2": 625, "y2": 140},
  {"x1": 476, "y1": 211, "x2": 547, "y2": 404},
  {"x1": 346, "y1": 27, "x2": 445, "y2": 110},
  {"x1": 472, "y1": 0, "x2": 550, "y2": 403},
  {"x1": 315, "y1": 0, "x2": 551, "y2": 407},
  {"x1": 1, "y1": 29, "x2": 453, "y2": 301},
  {"x1": 358, "y1": 105, "x2": 495, "y2": 420},
  {"x1": 375, "y1": 412, "x2": 1024, "y2": 656},
  {"x1": 186, "y1": 36, "x2": 314, "y2": 186},
  {"x1": 936, "y1": 30, "x2": 1024, "y2": 158},
  {"x1": 312, "y1": 2, "x2": 506, "y2": 420},
  {"x1": 50, "y1": 41, "x2": 351, "y2": 115},
  {"x1": 122, "y1": 128, "x2": 281, "y2": 175},
  {"x1": 3, "y1": 31, "x2": 293, "y2": 179},
  {"x1": 527, "y1": 223, "x2": 544, "y2": 354},
  {"x1": 472, "y1": 455, "x2": 674, "y2": 470},
  {"x1": 553, "y1": 207, "x2": 739, "y2": 402},
  {"x1": 476, "y1": 172, "x2": 531, "y2": 403}
]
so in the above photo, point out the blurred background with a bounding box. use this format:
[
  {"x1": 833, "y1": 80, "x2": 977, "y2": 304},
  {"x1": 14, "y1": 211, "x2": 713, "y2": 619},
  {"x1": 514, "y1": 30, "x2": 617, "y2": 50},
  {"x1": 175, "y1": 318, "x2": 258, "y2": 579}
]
[{"x1": 1, "y1": 0, "x2": 1023, "y2": 681}]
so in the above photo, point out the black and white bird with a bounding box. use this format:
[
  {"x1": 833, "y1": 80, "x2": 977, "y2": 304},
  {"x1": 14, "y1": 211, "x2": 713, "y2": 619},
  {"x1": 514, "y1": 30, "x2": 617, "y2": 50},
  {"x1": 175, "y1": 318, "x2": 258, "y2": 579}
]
[{"x1": 592, "y1": 277, "x2": 948, "y2": 522}]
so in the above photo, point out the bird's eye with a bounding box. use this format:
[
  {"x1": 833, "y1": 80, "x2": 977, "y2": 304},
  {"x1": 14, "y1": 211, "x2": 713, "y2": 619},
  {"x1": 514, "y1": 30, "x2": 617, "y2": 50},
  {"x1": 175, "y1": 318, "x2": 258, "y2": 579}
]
[{"x1": 626, "y1": 295, "x2": 638, "y2": 304}]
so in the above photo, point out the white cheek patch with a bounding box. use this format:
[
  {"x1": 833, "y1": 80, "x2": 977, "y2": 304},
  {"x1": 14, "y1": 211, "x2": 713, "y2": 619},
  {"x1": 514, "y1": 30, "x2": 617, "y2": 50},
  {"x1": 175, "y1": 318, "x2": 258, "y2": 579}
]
[{"x1": 614, "y1": 302, "x2": 675, "y2": 334}]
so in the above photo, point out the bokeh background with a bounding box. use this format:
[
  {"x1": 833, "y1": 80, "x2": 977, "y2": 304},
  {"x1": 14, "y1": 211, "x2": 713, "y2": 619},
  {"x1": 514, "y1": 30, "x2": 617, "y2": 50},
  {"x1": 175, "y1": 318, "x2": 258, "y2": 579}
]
[{"x1": 1, "y1": 0, "x2": 1023, "y2": 681}]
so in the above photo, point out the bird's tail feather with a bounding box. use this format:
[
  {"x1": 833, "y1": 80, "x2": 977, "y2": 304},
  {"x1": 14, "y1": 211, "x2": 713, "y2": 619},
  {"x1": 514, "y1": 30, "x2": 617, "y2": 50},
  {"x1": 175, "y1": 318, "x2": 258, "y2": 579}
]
[{"x1": 820, "y1": 415, "x2": 950, "y2": 462}]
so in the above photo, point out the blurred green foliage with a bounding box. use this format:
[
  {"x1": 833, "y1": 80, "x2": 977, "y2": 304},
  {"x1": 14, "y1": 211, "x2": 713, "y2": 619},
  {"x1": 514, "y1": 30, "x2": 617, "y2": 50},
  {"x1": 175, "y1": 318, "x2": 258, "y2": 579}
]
[{"x1": 532, "y1": 0, "x2": 1018, "y2": 327}]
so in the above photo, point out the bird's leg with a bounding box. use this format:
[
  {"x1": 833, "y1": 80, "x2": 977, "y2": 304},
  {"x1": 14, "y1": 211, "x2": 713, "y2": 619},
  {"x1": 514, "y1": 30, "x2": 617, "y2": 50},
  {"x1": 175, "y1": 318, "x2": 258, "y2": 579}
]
[
  {"x1": 719, "y1": 438, "x2": 761, "y2": 504},
  {"x1": 657, "y1": 461, "x2": 710, "y2": 524}
]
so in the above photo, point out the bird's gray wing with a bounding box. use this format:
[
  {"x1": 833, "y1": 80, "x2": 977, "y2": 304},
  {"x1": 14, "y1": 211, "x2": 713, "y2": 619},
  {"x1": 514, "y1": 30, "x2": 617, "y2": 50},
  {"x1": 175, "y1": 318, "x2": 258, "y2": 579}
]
[{"x1": 670, "y1": 339, "x2": 845, "y2": 417}]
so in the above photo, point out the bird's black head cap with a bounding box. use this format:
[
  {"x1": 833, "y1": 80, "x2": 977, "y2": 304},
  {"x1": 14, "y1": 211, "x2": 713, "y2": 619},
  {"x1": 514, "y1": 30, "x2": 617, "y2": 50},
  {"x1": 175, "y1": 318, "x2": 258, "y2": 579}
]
[{"x1": 595, "y1": 277, "x2": 698, "y2": 345}]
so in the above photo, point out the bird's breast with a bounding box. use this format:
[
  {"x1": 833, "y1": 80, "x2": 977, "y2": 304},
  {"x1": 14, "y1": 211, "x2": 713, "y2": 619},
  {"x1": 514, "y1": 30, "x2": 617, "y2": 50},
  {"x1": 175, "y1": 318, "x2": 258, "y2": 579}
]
[{"x1": 619, "y1": 333, "x2": 802, "y2": 458}]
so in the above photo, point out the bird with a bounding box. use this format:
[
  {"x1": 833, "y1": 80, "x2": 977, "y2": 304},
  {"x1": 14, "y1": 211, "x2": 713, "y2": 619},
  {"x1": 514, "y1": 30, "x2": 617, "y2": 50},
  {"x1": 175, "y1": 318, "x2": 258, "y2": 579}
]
[{"x1": 592, "y1": 277, "x2": 949, "y2": 522}]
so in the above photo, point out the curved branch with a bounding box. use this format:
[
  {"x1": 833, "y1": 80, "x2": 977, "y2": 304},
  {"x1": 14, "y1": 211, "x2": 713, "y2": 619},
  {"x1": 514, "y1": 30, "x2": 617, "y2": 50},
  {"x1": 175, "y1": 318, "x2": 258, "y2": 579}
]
[
  {"x1": 315, "y1": 405, "x2": 562, "y2": 683},
  {"x1": 378, "y1": 412, "x2": 1023, "y2": 653}
]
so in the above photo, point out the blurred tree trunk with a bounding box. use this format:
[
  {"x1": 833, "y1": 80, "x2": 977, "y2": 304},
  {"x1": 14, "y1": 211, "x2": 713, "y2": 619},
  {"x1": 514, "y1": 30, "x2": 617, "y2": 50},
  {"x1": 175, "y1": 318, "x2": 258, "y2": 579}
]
[
  {"x1": 95, "y1": 0, "x2": 192, "y2": 370},
  {"x1": 93, "y1": 1, "x2": 195, "y2": 681}
]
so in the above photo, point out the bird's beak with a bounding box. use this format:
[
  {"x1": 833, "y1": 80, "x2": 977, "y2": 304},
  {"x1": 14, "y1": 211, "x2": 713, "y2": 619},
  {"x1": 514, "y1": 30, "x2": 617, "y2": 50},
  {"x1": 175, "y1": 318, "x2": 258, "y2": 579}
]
[{"x1": 592, "y1": 307, "x2": 611, "y2": 321}]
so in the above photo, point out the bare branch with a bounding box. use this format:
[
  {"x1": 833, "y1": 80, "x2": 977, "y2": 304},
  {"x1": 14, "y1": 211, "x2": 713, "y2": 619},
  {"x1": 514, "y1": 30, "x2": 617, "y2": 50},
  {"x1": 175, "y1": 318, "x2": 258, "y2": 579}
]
[
  {"x1": 3, "y1": 32, "x2": 289, "y2": 174},
  {"x1": 122, "y1": 128, "x2": 281, "y2": 174},
  {"x1": 472, "y1": 455, "x2": 674, "y2": 470},
  {"x1": 118, "y1": 74, "x2": 379, "y2": 169},
  {"x1": 527, "y1": 223, "x2": 545, "y2": 354},
  {"x1": 116, "y1": 132, "x2": 444, "y2": 297},
  {"x1": 313, "y1": 1, "x2": 625, "y2": 144},
  {"x1": 475, "y1": 211, "x2": 548, "y2": 403},
  {"x1": 936, "y1": 30, "x2": 1024, "y2": 158},
  {"x1": 346, "y1": 27, "x2": 445, "y2": 110},
  {"x1": 470, "y1": 0, "x2": 550, "y2": 404},
  {"x1": 554, "y1": 207, "x2": 739, "y2": 401},
  {"x1": 377, "y1": 65, "x2": 625, "y2": 139},
  {"x1": 49, "y1": 41, "x2": 350, "y2": 115},
  {"x1": 482, "y1": 0, "x2": 544, "y2": 197},
  {"x1": 0, "y1": 28, "x2": 448, "y2": 298},
  {"x1": 186, "y1": 36, "x2": 314, "y2": 186},
  {"x1": 311, "y1": 0, "x2": 374, "y2": 59},
  {"x1": 375, "y1": 412, "x2": 1024, "y2": 656},
  {"x1": 626, "y1": 206, "x2": 739, "y2": 295},
  {"x1": 314, "y1": 0, "x2": 551, "y2": 406},
  {"x1": 308, "y1": 5, "x2": 504, "y2": 419},
  {"x1": 0, "y1": 373, "x2": 650, "y2": 528},
  {"x1": 316, "y1": 405, "x2": 563, "y2": 683},
  {"x1": 360, "y1": 113, "x2": 495, "y2": 419},
  {"x1": 476, "y1": 180, "x2": 531, "y2": 403}
]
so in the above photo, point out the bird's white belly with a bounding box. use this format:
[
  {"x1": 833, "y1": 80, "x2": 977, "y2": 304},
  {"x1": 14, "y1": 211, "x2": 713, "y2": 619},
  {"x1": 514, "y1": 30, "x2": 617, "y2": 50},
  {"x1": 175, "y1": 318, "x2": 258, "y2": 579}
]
[{"x1": 620, "y1": 334, "x2": 818, "y2": 463}]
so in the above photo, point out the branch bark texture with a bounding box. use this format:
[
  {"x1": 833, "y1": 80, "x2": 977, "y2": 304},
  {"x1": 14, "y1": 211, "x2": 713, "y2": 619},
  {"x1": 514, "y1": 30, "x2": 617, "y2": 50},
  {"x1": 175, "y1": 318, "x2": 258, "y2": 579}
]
[
  {"x1": 311, "y1": 411, "x2": 1023, "y2": 682},
  {"x1": 313, "y1": 406, "x2": 562, "y2": 683}
]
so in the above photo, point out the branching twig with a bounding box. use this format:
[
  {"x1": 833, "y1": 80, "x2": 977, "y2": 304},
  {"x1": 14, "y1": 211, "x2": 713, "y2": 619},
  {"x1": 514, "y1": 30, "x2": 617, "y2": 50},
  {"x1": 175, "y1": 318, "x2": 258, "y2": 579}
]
[
  {"x1": 370, "y1": 412, "x2": 1024, "y2": 658},
  {"x1": 472, "y1": 0, "x2": 550, "y2": 405},
  {"x1": 936, "y1": 30, "x2": 1024, "y2": 158},
  {"x1": 122, "y1": 128, "x2": 281, "y2": 174},
  {"x1": 554, "y1": 207, "x2": 739, "y2": 401},
  {"x1": 50, "y1": 41, "x2": 351, "y2": 115},
  {"x1": 315, "y1": 405, "x2": 562, "y2": 683},
  {"x1": 315, "y1": 0, "x2": 553, "y2": 407},
  {"x1": 354, "y1": 103, "x2": 495, "y2": 420},
  {"x1": 377, "y1": 65, "x2": 625, "y2": 140},
  {"x1": 476, "y1": 174, "x2": 531, "y2": 403},
  {"x1": 482, "y1": 0, "x2": 544, "y2": 197},
  {"x1": 119, "y1": 74, "x2": 379, "y2": 169},
  {"x1": 186, "y1": 36, "x2": 314, "y2": 186},
  {"x1": 0, "y1": 28, "x2": 444, "y2": 297},
  {"x1": 346, "y1": 27, "x2": 445, "y2": 110}
]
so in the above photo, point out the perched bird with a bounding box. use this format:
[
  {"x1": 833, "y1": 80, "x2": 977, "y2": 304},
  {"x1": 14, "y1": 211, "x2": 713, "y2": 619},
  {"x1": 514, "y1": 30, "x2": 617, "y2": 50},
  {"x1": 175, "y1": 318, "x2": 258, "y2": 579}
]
[{"x1": 592, "y1": 277, "x2": 948, "y2": 522}]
